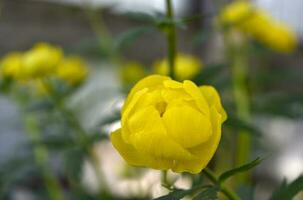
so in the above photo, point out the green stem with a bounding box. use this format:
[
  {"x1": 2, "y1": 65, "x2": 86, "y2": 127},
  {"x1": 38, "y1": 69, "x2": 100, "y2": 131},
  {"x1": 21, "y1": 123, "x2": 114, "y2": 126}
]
[
  {"x1": 25, "y1": 115, "x2": 65, "y2": 200},
  {"x1": 202, "y1": 168, "x2": 240, "y2": 200},
  {"x1": 161, "y1": 170, "x2": 172, "y2": 190},
  {"x1": 224, "y1": 31, "x2": 252, "y2": 183},
  {"x1": 82, "y1": 1, "x2": 111, "y2": 53},
  {"x1": 165, "y1": 0, "x2": 177, "y2": 80}
]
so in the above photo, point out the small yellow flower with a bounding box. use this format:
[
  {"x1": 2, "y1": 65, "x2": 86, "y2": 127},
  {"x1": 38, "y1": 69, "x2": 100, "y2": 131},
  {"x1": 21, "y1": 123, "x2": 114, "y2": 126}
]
[
  {"x1": 23, "y1": 43, "x2": 63, "y2": 78},
  {"x1": 120, "y1": 62, "x2": 146, "y2": 86},
  {"x1": 154, "y1": 54, "x2": 202, "y2": 81},
  {"x1": 56, "y1": 57, "x2": 88, "y2": 85},
  {"x1": 220, "y1": 1, "x2": 297, "y2": 53},
  {"x1": 111, "y1": 75, "x2": 227, "y2": 174},
  {"x1": 0, "y1": 52, "x2": 23, "y2": 79}
]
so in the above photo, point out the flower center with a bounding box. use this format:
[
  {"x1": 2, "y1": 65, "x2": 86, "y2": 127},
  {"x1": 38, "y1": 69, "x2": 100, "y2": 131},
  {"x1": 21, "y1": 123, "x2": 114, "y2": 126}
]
[{"x1": 155, "y1": 101, "x2": 167, "y2": 117}]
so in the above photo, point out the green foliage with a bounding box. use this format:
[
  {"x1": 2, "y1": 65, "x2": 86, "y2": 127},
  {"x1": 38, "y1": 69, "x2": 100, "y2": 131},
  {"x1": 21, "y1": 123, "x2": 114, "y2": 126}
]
[
  {"x1": 269, "y1": 176, "x2": 303, "y2": 200},
  {"x1": 154, "y1": 188, "x2": 194, "y2": 200},
  {"x1": 193, "y1": 187, "x2": 219, "y2": 200},
  {"x1": 224, "y1": 114, "x2": 262, "y2": 137},
  {"x1": 122, "y1": 12, "x2": 157, "y2": 24},
  {"x1": 114, "y1": 26, "x2": 156, "y2": 52},
  {"x1": 154, "y1": 185, "x2": 218, "y2": 200},
  {"x1": 218, "y1": 158, "x2": 263, "y2": 183},
  {"x1": 193, "y1": 64, "x2": 227, "y2": 86},
  {"x1": 252, "y1": 92, "x2": 303, "y2": 118},
  {"x1": 64, "y1": 148, "x2": 85, "y2": 182}
]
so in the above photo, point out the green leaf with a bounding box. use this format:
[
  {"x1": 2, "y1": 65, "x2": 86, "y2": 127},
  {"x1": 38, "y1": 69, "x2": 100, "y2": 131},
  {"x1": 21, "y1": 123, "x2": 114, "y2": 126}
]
[
  {"x1": 252, "y1": 93, "x2": 303, "y2": 119},
  {"x1": 122, "y1": 12, "x2": 156, "y2": 24},
  {"x1": 114, "y1": 26, "x2": 155, "y2": 52},
  {"x1": 64, "y1": 148, "x2": 85, "y2": 182},
  {"x1": 193, "y1": 187, "x2": 218, "y2": 200},
  {"x1": 224, "y1": 113, "x2": 262, "y2": 137},
  {"x1": 269, "y1": 176, "x2": 303, "y2": 200},
  {"x1": 154, "y1": 189, "x2": 193, "y2": 200},
  {"x1": 193, "y1": 30, "x2": 212, "y2": 47},
  {"x1": 26, "y1": 99, "x2": 54, "y2": 112},
  {"x1": 193, "y1": 64, "x2": 226, "y2": 85},
  {"x1": 218, "y1": 158, "x2": 263, "y2": 183}
]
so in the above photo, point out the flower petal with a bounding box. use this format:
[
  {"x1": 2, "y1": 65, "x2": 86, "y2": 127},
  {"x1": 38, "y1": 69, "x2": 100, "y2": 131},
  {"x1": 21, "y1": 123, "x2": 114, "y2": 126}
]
[
  {"x1": 183, "y1": 80, "x2": 210, "y2": 116},
  {"x1": 171, "y1": 107, "x2": 223, "y2": 174},
  {"x1": 127, "y1": 106, "x2": 194, "y2": 160},
  {"x1": 200, "y1": 86, "x2": 227, "y2": 122},
  {"x1": 162, "y1": 105, "x2": 212, "y2": 148},
  {"x1": 111, "y1": 129, "x2": 174, "y2": 170},
  {"x1": 122, "y1": 75, "x2": 170, "y2": 113}
]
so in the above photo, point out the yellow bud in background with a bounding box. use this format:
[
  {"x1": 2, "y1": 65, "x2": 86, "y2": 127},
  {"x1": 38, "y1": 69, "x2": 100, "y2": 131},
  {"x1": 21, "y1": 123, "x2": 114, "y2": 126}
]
[
  {"x1": 56, "y1": 57, "x2": 88, "y2": 86},
  {"x1": 0, "y1": 52, "x2": 23, "y2": 80},
  {"x1": 111, "y1": 75, "x2": 227, "y2": 174},
  {"x1": 154, "y1": 54, "x2": 202, "y2": 81},
  {"x1": 120, "y1": 62, "x2": 146, "y2": 86},
  {"x1": 220, "y1": 1, "x2": 254, "y2": 26},
  {"x1": 220, "y1": 2, "x2": 297, "y2": 53},
  {"x1": 257, "y1": 22, "x2": 297, "y2": 53},
  {"x1": 23, "y1": 43, "x2": 63, "y2": 78}
]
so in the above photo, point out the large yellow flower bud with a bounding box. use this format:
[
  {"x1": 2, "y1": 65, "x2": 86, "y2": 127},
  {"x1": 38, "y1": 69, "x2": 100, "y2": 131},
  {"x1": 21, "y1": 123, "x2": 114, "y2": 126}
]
[
  {"x1": 154, "y1": 54, "x2": 202, "y2": 81},
  {"x1": 111, "y1": 75, "x2": 227, "y2": 174},
  {"x1": 56, "y1": 57, "x2": 88, "y2": 86},
  {"x1": 0, "y1": 52, "x2": 23, "y2": 79},
  {"x1": 23, "y1": 43, "x2": 63, "y2": 78}
]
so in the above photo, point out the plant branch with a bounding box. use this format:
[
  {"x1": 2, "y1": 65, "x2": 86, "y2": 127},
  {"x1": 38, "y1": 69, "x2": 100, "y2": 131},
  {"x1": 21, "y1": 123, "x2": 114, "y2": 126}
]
[
  {"x1": 165, "y1": 0, "x2": 177, "y2": 80},
  {"x1": 202, "y1": 168, "x2": 240, "y2": 200}
]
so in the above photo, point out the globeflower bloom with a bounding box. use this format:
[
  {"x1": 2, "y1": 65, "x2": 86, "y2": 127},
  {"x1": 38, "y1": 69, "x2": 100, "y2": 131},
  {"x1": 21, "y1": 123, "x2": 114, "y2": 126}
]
[
  {"x1": 220, "y1": 1, "x2": 297, "y2": 53},
  {"x1": 154, "y1": 54, "x2": 202, "y2": 81},
  {"x1": 23, "y1": 43, "x2": 63, "y2": 78},
  {"x1": 111, "y1": 75, "x2": 227, "y2": 174},
  {"x1": 56, "y1": 57, "x2": 88, "y2": 86}
]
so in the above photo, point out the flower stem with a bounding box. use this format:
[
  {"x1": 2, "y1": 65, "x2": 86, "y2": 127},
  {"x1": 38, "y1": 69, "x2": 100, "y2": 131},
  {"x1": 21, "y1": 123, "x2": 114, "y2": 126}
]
[
  {"x1": 161, "y1": 170, "x2": 172, "y2": 190},
  {"x1": 165, "y1": 0, "x2": 177, "y2": 80},
  {"x1": 202, "y1": 168, "x2": 240, "y2": 200},
  {"x1": 25, "y1": 115, "x2": 65, "y2": 200},
  {"x1": 223, "y1": 31, "x2": 252, "y2": 184}
]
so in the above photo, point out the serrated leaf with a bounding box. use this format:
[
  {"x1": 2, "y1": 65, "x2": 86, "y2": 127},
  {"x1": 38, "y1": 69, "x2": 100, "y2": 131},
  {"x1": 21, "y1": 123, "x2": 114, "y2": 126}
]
[
  {"x1": 193, "y1": 187, "x2": 219, "y2": 200},
  {"x1": 154, "y1": 189, "x2": 193, "y2": 200},
  {"x1": 114, "y1": 26, "x2": 155, "y2": 52},
  {"x1": 269, "y1": 176, "x2": 303, "y2": 200},
  {"x1": 218, "y1": 158, "x2": 263, "y2": 183}
]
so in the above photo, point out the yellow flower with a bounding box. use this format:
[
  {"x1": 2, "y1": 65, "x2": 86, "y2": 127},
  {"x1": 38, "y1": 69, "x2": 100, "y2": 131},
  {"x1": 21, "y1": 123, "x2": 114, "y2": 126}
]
[
  {"x1": 255, "y1": 21, "x2": 297, "y2": 53},
  {"x1": 154, "y1": 54, "x2": 202, "y2": 81},
  {"x1": 23, "y1": 43, "x2": 63, "y2": 78},
  {"x1": 220, "y1": 1, "x2": 297, "y2": 53},
  {"x1": 120, "y1": 62, "x2": 146, "y2": 86},
  {"x1": 220, "y1": 1, "x2": 254, "y2": 26},
  {"x1": 56, "y1": 57, "x2": 88, "y2": 85},
  {"x1": 0, "y1": 52, "x2": 23, "y2": 79},
  {"x1": 110, "y1": 75, "x2": 227, "y2": 174}
]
